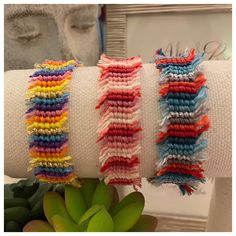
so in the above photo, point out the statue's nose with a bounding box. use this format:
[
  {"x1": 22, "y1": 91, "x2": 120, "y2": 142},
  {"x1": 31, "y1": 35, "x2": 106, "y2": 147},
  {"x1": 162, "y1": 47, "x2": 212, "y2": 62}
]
[{"x1": 55, "y1": 26, "x2": 74, "y2": 61}]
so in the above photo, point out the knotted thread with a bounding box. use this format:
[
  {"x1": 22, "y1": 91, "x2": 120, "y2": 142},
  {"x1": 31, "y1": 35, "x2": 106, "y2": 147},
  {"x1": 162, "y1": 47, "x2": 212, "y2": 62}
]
[
  {"x1": 26, "y1": 59, "x2": 82, "y2": 186},
  {"x1": 96, "y1": 54, "x2": 142, "y2": 189},
  {"x1": 149, "y1": 49, "x2": 210, "y2": 195}
]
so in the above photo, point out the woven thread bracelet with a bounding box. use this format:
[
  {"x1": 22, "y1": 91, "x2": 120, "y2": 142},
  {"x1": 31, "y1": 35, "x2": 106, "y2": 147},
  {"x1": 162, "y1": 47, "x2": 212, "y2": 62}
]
[
  {"x1": 96, "y1": 54, "x2": 142, "y2": 188},
  {"x1": 148, "y1": 49, "x2": 210, "y2": 195},
  {"x1": 25, "y1": 59, "x2": 82, "y2": 185}
]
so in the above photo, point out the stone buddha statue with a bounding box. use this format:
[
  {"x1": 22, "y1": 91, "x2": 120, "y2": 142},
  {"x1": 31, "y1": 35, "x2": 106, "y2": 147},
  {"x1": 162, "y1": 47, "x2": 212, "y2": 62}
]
[{"x1": 4, "y1": 4, "x2": 101, "y2": 70}]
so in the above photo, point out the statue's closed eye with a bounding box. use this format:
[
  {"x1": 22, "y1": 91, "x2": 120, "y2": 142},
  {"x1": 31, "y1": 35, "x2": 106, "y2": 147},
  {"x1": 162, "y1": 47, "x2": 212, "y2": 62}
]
[
  {"x1": 67, "y1": 10, "x2": 96, "y2": 33},
  {"x1": 71, "y1": 22, "x2": 95, "y2": 31},
  {"x1": 17, "y1": 31, "x2": 41, "y2": 41},
  {"x1": 7, "y1": 17, "x2": 41, "y2": 42}
]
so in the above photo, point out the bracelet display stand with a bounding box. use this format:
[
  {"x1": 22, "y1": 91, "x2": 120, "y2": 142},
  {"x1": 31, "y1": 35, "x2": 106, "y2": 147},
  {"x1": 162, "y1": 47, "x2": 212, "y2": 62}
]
[{"x1": 4, "y1": 60, "x2": 231, "y2": 178}]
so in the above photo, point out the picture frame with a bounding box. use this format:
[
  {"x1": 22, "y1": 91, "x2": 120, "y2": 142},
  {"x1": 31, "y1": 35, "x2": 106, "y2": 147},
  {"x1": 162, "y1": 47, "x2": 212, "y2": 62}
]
[{"x1": 106, "y1": 4, "x2": 232, "y2": 60}]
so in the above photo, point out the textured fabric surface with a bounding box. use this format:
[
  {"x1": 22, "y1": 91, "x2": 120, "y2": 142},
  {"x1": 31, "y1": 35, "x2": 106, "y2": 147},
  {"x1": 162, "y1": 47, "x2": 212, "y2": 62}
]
[{"x1": 4, "y1": 61, "x2": 231, "y2": 178}]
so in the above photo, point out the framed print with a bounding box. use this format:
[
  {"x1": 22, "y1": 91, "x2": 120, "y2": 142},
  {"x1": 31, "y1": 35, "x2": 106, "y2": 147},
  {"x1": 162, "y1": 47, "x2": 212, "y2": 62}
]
[{"x1": 106, "y1": 4, "x2": 232, "y2": 62}]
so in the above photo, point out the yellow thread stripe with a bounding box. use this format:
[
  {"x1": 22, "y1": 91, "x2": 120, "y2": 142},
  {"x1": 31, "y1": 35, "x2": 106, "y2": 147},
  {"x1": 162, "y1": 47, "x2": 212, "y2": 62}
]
[
  {"x1": 27, "y1": 80, "x2": 70, "y2": 93},
  {"x1": 27, "y1": 117, "x2": 67, "y2": 130},
  {"x1": 29, "y1": 156, "x2": 72, "y2": 163}
]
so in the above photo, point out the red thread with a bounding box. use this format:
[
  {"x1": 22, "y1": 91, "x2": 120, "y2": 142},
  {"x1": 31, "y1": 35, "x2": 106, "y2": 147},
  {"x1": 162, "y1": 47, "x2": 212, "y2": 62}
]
[
  {"x1": 159, "y1": 74, "x2": 206, "y2": 96},
  {"x1": 100, "y1": 156, "x2": 140, "y2": 173},
  {"x1": 155, "y1": 49, "x2": 195, "y2": 65}
]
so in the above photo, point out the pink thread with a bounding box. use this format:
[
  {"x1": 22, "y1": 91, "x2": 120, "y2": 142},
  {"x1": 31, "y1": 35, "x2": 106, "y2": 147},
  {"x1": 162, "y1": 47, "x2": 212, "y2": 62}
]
[{"x1": 96, "y1": 55, "x2": 142, "y2": 189}]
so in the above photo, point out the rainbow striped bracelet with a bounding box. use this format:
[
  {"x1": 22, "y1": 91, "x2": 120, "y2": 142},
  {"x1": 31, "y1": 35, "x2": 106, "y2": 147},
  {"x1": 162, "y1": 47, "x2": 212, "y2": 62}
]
[
  {"x1": 96, "y1": 54, "x2": 142, "y2": 188},
  {"x1": 25, "y1": 59, "x2": 82, "y2": 185},
  {"x1": 149, "y1": 49, "x2": 210, "y2": 195}
]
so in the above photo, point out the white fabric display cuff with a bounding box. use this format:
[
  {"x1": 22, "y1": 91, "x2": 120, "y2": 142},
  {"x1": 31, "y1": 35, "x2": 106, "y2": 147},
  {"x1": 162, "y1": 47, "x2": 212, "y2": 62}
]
[{"x1": 4, "y1": 61, "x2": 232, "y2": 178}]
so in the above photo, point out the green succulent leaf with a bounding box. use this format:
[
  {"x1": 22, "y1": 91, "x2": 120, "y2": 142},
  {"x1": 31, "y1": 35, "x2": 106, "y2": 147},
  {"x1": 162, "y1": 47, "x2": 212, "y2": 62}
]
[
  {"x1": 112, "y1": 192, "x2": 145, "y2": 232},
  {"x1": 4, "y1": 206, "x2": 31, "y2": 225},
  {"x1": 23, "y1": 220, "x2": 54, "y2": 232},
  {"x1": 16, "y1": 178, "x2": 38, "y2": 187},
  {"x1": 43, "y1": 191, "x2": 71, "y2": 226},
  {"x1": 5, "y1": 221, "x2": 21, "y2": 232},
  {"x1": 109, "y1": 186, "x2": 120, "y2": 213},
  {"x1": 92, "y1": 181, "x2": 115, "y2": 210},
  {"x1": 79, "y1": 204, "x2": 103, "y2": 225},
  {"x1": 65, "y1": 185, "x2": 87, "y2": 223},
  {"x1": 4, "y1": 197, "x2": 30, "y2": 209},
  {"x1": 13, "y1": 179, "x2": 40, "y2": 199},
  {"x1": 78, "y1": 204, "x2": 103, "y2": 231},
  {"x1": 28, "y1": 183, "x2": 52, "y2": 208},
  {"x1": 4, "y1": 184, "x2": 15, "y2": 198},
  {"x1": 129, "y1": 214, "x2": 158, "y2": 232},
  {"x1": 52, "y1": 215, "x2": 80, "y2": 232},
  {"x1": 111, "y1": 191, "x2": 144, "y2": 216},
  {"x1": 80, "y1": 178, "x2": 100, "y2": 208},
  {"x1": 87, "y1": 208, "x2": 114, "y2": 232},
  {"x1": 31, "y1": 198, "x2": 45, "y2": 220}
]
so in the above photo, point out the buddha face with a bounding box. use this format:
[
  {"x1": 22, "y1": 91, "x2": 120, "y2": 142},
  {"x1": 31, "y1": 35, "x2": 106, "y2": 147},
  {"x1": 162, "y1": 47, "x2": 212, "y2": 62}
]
[{"x1": 4, "y1": 4, "x2": 100, "y2": 70}]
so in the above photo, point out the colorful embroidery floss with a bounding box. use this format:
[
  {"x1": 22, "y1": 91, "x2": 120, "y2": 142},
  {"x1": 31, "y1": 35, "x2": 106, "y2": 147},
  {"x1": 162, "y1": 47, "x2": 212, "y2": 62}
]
[
  {"x1": 96, "y1": 55, "x2": 142, "y2": 189},
  {"x1": 25, "y1": 59, "x2": 82, "y2": 185},
  {"x1": 149, "y1": 49, "x2": 210, "y2": 195}
]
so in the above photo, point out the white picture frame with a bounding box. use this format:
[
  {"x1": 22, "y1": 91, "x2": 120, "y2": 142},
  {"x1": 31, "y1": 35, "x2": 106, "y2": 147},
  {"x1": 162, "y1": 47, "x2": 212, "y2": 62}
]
[{"x1": 106, "y1": 4, "x2": 232, "y2": 61}]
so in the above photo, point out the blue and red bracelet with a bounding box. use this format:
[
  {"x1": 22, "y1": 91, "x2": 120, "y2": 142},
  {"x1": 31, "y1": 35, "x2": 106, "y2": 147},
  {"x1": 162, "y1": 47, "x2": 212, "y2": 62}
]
[{"x1": 149, "y1": 49, "x2": 210, "y2": 195}]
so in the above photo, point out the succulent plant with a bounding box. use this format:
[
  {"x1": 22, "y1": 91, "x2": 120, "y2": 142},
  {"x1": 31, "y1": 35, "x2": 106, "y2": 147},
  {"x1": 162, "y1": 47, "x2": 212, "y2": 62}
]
[
  {"x1": 23, "y1": 179, "x2": 157, "y2": 232},
  {"x1": 4, "y1": 178, "x2": 64, "y2": 232}
]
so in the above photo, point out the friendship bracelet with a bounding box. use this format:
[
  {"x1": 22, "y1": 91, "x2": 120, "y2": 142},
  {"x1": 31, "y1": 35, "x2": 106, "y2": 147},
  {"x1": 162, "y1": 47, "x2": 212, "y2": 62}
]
[
  {"x1": 149, "y1": 49, "x2": 210, "y2": 195},
  {"x1": 96, "y1": 54, "x2": 142, "y2": 189},
  {"x1": 25, "y1": 59, "x2": 82, "y2": 185}
]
